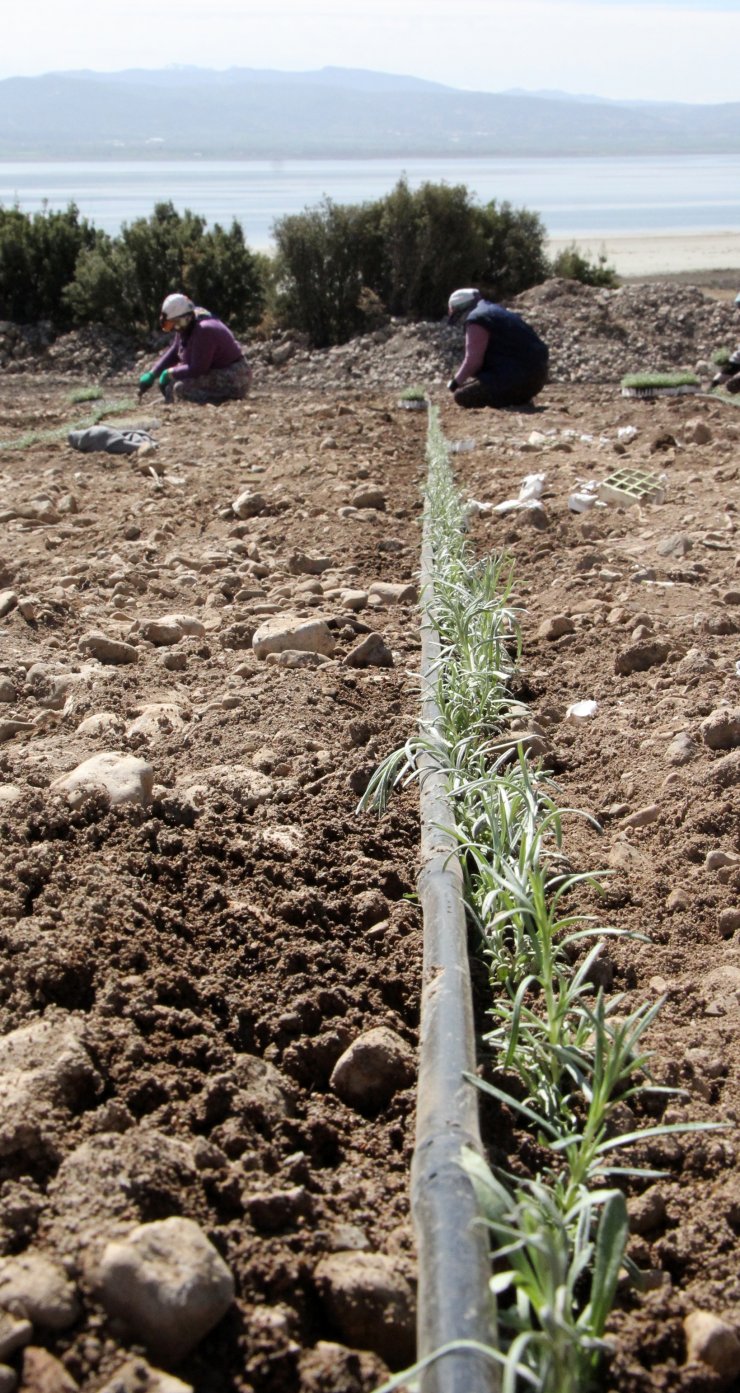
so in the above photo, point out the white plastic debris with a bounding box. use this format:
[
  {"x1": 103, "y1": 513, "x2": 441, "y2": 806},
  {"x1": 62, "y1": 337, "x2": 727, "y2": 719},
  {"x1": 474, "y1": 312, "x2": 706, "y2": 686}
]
[
  {"x1": 568, "y1": 493, "x2": 597, "y2": 513},
  {"x1": 462, "y1": 499, "x2": 494, "y2": 527},
  {"x1": 617, "y1": 426, "x2": 638, "y2": 443},
  {"x1": 493, "y1": 473, "x2": 546, "y2": 516},
  {"x1": 448, "y1": 438, "x2": 475, "y2": 453},
  {"x1": 519, "y1": 473, "x2": 545, "y2": 500},
  {"x1": 566, "y1": 700, "x2": 599, "y2": 719}
]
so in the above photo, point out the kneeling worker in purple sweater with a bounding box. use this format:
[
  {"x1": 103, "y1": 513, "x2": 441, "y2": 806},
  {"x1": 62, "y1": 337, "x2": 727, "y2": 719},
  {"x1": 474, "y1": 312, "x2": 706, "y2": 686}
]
[
  {"x1": 139, "y1": 293, "x2": 252, "y2": 404},
  {"x1": 447, "y1": 287, "x2": 548, "y2": 409}
]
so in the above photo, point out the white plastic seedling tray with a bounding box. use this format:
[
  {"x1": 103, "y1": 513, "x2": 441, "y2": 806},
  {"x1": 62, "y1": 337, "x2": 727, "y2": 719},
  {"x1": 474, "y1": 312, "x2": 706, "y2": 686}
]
[
  {"x1": 621, "y1": 384, "x2": 700, "y2": 399},
  {"x1": 598, "y1": 468, "x2": 666, "y2": 506}
]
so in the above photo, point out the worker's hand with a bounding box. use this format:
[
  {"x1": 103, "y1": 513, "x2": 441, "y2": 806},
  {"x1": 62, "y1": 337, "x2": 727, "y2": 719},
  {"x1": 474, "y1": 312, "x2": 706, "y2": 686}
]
[
  {"x1": 711, "y1": 372, "x2": 727, "y2": 389},
  {"x1": 158, "y1": 370, "x2": 172, "y2": 391},
  {"x1": 447, "y1": 377, "x2": 459, "y2": 393},
  {"x1": 138, "y1": 371, "x2": 154, "y2": 393}
]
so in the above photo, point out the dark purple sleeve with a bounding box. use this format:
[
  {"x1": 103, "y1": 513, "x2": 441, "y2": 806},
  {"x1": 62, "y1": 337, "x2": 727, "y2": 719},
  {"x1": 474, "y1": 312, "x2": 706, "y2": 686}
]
[{"x1": 150, "y1": 340, "x2": 179, "y2": 377}]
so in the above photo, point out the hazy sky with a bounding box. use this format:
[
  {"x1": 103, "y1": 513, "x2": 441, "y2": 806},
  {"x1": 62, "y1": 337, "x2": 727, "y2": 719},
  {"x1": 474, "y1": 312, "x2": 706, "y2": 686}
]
[{"x1": 3, "y1": 0, "x2": 738, "y2": 104}]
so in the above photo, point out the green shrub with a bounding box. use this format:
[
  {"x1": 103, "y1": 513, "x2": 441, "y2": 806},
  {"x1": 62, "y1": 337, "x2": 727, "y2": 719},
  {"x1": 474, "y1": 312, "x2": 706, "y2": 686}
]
[
  {"x1": 65, "y1": 202, "x2": 265, "y2": 334},
  {"x1": 0, "y1": 203, "x2": 99, "y2": 326},
  {"x1": 480, "y1": 200, "x2": 550, "y2": 296},
  {"x1": 549, "y1": 242, "x2": 618, "y2": 287},
  {"x1": 272, "y1": 180, "x2": 549, "y2": 345}
]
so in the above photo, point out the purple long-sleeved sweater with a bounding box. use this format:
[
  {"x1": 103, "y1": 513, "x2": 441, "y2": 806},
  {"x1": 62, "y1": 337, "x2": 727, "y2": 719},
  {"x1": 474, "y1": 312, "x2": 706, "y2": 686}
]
[{"x1": 152, "y1": 313, "x2": 244, "y2": 382}]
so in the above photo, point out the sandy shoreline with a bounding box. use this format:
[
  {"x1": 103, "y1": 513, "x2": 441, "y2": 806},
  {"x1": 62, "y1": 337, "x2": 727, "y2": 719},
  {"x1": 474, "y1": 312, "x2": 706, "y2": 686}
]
[{"x1": 546, "y1": 230, "x2": 740, "y2": 279}]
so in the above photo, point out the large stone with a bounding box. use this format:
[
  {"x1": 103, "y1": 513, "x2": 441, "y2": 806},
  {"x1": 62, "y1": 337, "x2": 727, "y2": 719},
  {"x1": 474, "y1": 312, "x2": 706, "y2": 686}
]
[
  {"x1": 684, "y1": 1311, "x2": 740, "y2": 1382},
  {"x1": 79, "y1": 632, "x2": 139, "y2": 665},
  {"x1": 50, "y1": 753, "x2": 153, "y2": 808},
  {"x1": 314, "y1": 1251, "x2": 415, "y2": 1367},
  {"x1": 98, "y1": 1216, "x2": 234, "y2": 1364},
  {"x1": 0, "y1": 1016, "x2": 100, "y2": 1159},
  {"x1": 614, "y1": 640, "x2": 670, "y2": 676},
  {"x1": 139, "y1": 620, "x2": 184, "y2": 647},
  {"x1": 0, "y1": 1311, "x2": 31, "y2": 1360},
  {"x1": 367, "y1": 582, "x2": 417, "y2": 606},
  {"x1": 252, "y1": 615, "x2": 335, "y2": 661},
  {"x1": 330, "y1": 1027, "x2": 415, "y2": 1111},
  {"x1": 0, "y1": 1253, "x2": 79, "y2": 1330},
  {"x1": 0, "y1": 591, "x2": 18, "y2": 619},
  {"x1": 232, "y1": 490, "x2": 267, "y2": 519},
  {"x1": 700, "y1": 708, "x2": 740, "y2": 751},
  {"x1": 350, "y1": 486, "x2": 386, "y2": 510},
  {"x1": 344, "y1": 633, "x2": 394, "y2": 669}
]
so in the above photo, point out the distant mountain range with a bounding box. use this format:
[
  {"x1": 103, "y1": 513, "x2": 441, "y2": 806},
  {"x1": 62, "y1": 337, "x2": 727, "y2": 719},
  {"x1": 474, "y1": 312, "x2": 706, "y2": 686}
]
[{"x1": 1, "y1": 66, "x2": 739, "y2": 158}]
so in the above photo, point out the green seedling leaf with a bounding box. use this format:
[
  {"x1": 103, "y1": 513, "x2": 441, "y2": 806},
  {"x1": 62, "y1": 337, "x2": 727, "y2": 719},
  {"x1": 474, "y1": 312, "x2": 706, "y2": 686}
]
[{"x1": 588, "y1": 1190, "x2": 629, "y2": 1337}]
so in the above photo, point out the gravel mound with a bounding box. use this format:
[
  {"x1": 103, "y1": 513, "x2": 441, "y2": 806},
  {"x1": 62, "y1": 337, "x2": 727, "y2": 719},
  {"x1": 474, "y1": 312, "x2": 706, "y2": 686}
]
[{"x1": 2, "y1": 279, "x2": 737, "y2": 389}]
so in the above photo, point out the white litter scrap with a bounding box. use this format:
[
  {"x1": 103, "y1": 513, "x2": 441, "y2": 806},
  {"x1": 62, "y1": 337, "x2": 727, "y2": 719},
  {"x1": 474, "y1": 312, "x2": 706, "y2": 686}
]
[
  {"x1": 617, "y1": 426, "x2": 638, "y2": 443},
  {"x1": 493, "y1": 473, "x2": 546, "y2": 515},
  {"x1": 568, "y1": 480, "x2": 603, "y2": 514},
  {"x1": 566, "y1": 699, "x2": 599, "y2": 719}
]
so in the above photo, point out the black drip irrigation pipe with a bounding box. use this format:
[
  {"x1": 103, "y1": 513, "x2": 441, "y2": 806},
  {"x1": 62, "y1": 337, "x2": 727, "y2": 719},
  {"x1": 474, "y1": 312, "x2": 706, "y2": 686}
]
[{"x1": 411, "y1": 512, "x2": 499, "y2": 1393}]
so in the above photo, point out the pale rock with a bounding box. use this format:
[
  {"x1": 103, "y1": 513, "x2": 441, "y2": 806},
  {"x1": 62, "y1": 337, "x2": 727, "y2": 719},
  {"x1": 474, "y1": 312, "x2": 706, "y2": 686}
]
[
  {"x1": 252, "y1": 615, "x2": 335, "y2": 660},
  {"x1": 21, "y1": 1348, "x2": 79, "y2": 1392},
  {"x1": 707, "y1": 751, "x2": 740, "y2": 789},
  {"x1": 666, "y1": 888, "x2": 690, "y2": 912},
  {"x1": 51, "y1": 752, "x2": 153, "y2": 808},
  {"x1": 75, "y1": 712, "x2": 126, "y2": 737},
  {"x1": 339, "y1": 589, "x2": 368, "y2": 611},
  {"x1": 319, "y1": 435, "x2": 339, "y2": 452},
  {"x1": 657, "y1": 534, "x2": 693, "y2": 558},
  {"x1": 705, "y1": 850, "x2": 740, "y2": 871},
  {"x1": 684, "y1": 1311, "x2": 740, "y2": 1382},
  {"x1": 0, "y1": 1253, "x2": 79, "y2": 1329},
  {"x1": 622, "y1": 804, "x2": 660, "y2": 828},
  {"x1": 0, "y1": 679, "x2": 16, "y2": 703},
  {"x1": 98, "y1": 1216, "x2": 235, "y2": 1364},
  {"x1": 17, "y1": 596, "x2": 40, "y2": 622},
  {"x1": 538, "y1": 615, "x2": 575, "y2": 641},
  {"x1": 265, "y1": 649, "x2": 331, "y2": 669},
  {"x1": 314, "y1": 1251, "x2": 415, "y2": 1366},
  {"x1": 159, "y1": 614, "x2": 205, "y2": 638},
  {"x1": 614, "y1": 641, "x2": 670, "y2": 676},
  {"x1": 700, "y1": 708, "x2": 740, "y2": 750},
  {"x1": 666, "y1": 732, "x2": 697, "y2": 765},
  {"x1": 98, "y1": 1361, "x2": 194, "y2": 1393},
  {"x1": 0, "y1": 1016, "x2": 100, "y2": 1159},
  {"x1": 344, "y1": 633, "x2": 394, "y2": 669},
  {"x1": 0, "y1": 592, "x2": 17, "y2": 619},
  {"x1": 126, "y1": 704, "x2": 187, "y2": 741},
  {"x1": 350, "y1": 485, "x2": 386, "y2": 510},
  {"x1": 79, "y1": 631, "x2": 139, "y2": 665},
  {"x1": 0, "y1": 784, "x2": 22, "y2": 806},
  {"x1": 330, "y1": 1027, "x2": 415, "y2": 1111},
  {"x1": 367, "y1": 582, "x2": 417, "y2": 605},
  {"x1": 0, "y1": 1311, "x2": 31, "y2": 1360},
  {"x1": 232, "y1": 490, "x2": 267, "y2": 519},
  {"x1": 139, "y1": 619, "x2": 184, "y2": 646},
  {"x1": 718, "y1": 908, "x2": 740, "y2": 938},
  {"x1": 287, "y1": 552, "x2": 334, "y2": 576},
  {"x1": 0, "y1": 1365, "x2": 15, "y2": 1393}
]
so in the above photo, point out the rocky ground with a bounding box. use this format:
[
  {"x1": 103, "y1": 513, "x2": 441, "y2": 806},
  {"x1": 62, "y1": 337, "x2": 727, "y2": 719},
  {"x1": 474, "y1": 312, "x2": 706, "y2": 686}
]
[{"x1": 0, "y1": 280, "x2": 739, "y2": 1393}]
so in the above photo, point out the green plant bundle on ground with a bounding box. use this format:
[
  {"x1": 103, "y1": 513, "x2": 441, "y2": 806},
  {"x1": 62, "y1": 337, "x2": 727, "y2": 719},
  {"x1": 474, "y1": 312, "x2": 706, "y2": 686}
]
[{"x1": 621, "y1": 370, "x2": 699, "y2": 389}]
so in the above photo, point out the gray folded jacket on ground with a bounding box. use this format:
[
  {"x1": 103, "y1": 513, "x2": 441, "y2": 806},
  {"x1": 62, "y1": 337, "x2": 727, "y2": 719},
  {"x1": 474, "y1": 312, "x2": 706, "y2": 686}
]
[{"x1": 68, "y1": 426, "x2": 157, "y2": 455}]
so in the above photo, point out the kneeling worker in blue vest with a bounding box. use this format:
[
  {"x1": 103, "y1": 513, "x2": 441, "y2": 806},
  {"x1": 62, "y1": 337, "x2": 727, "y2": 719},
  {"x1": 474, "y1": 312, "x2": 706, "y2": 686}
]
[
  {"x1": 447, "y1": 288, "x2": 549, "y2": 409},
  {"x1": 139, "y1": 294, "x2": 252, "y2": 405}
]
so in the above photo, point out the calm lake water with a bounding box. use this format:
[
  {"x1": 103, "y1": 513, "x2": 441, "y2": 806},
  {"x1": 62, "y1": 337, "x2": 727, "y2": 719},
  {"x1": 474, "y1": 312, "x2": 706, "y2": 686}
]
[{"x1": 1, "y1": 155, "x2": 739, "y2": 249}]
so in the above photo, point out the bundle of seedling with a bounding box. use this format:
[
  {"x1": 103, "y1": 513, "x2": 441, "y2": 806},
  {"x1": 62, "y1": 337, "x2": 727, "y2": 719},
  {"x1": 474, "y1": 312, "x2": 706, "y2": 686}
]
[{"x1": 364, "y1": 409, "x2": 722, "y2": 1393}]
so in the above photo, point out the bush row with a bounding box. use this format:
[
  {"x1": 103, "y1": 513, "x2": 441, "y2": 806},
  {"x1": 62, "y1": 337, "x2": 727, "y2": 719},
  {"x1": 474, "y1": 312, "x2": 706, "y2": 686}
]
[{"x1": 0, "y1": 182, "x2": 616, "y2": 347}]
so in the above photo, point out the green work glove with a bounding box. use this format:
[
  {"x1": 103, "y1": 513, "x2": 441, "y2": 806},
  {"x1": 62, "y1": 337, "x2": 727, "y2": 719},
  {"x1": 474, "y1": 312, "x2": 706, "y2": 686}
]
[
  {"x1": 138, "y1": 371, "x2": 154, "y2": 392},
  {"x1": 158, "y1": 369, "x2": 171, "y2": 389}
]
